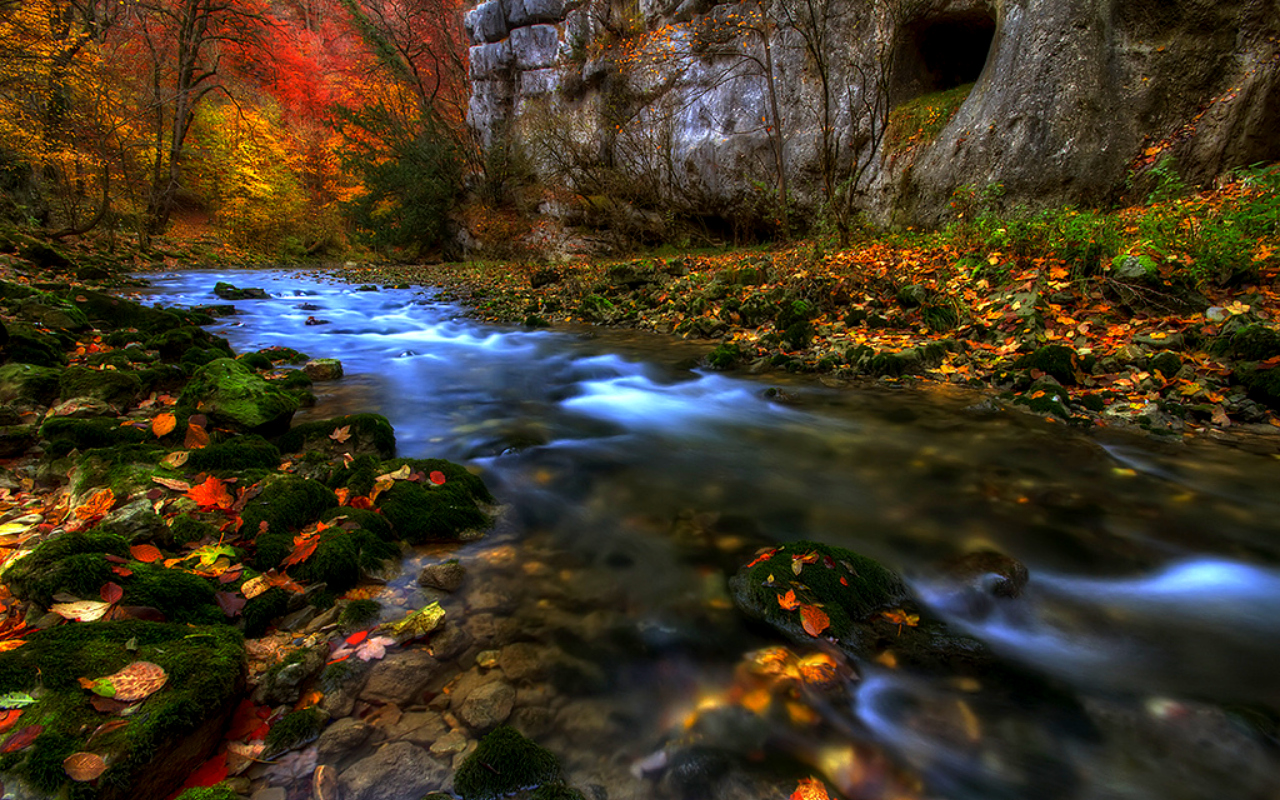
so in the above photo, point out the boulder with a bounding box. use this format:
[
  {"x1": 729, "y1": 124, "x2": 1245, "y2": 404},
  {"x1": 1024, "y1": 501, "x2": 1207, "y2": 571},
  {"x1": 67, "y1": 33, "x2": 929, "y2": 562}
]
[
  {"x1": 465, "y1": 0, "x2": 508, "y2": 44},
  {"x1": 507, "y1": 0, "x2": 564, "y2": 27},
  {"x1": 359, "y1": 649, "x2": 442, "y2": 706},
  {"x1": 213, "y1": 281, "x2": 270, "y2": 300},
  {"x1": 179, "y1": 358, "x2": 299, "y2": 435},
  {"x1": 470, "y1": 41, "x2": 513, "y2": 80},
  {"x1": 509, "y1": 25, "x2": 559, "y2": 70},
  {"x1": 303, "y1": 358, "x2": 344, "y2": 381},
  {"x1": 340, "y1": 741, "x2": 449, "y2": 800}
]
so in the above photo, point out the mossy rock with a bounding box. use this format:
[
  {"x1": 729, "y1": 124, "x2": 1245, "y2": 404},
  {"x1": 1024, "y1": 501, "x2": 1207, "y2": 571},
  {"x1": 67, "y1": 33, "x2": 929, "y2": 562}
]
[
  {"x1": 170, "y1": 515, "x2": 219, "y2": 546},
  {"x1": 237, "y1": 352, "x2": 273, "y2": 371},
  {"x1": 40, "y1": 417, "x2": 149, "y2": 455},
  {"x1": 240, "y1": 477, "x2": 337, "y2": 569},
  {"x1": 62, "y1": 290, "x2": 188, "y2": 334},
  {"x1": 1215, "y1": 324, "x2": 1280, "y2": 361},
  {"x1": 371, "y1": 459, "x2": 493, "y2": 544},
  {"x1": 258, "y1": 346, "x2": 310, "y2": 365},
  {"x1": 2, "y1": 531, "x2": 129, "y2": 605},
  {"x1": 121, "y1": 563, "x2": 224, "y2": 624},
  {"x1": 0, "y1": 363, "x2": 62, "y2": 407},
  {"x1": 1150, "y1": 351, "x2": 1182, "y2": 378},
  {"x1": 1235, "y1": 363, "x2": 1280, "y2": 410},
  {"x1": 243, "y1": 587, "x2": 291, "y2": 638},
  {"x1": 146, "y1": 326, "x2": 233, "y2": 363},
  {"x1": 14, "y1": 297, "x2": 90, "y2": 331},
  {"x1": 275, "y1": 413, "x2": 395, "y2": 460},
  {"x1": 320, "y1": 506, "x2": 394, "y2": 541},
  {"x1": 58, "y1": 365, "x2": 142, "y2": 408},
  {"x1": 184, "y1": 436, "x2": 281, "y2": 474},
  {"x1": 454, "y1": 725, "x2": 562, "y2": 800},
  {"x1": 179, "y1": 358, "x2": 299, "y2": 435},
  {"x1": 175, "y1": 785, "x2": 239, "y2": 800},
  {"x1": 1013, "y1": 344, "x2": 1081, "y2": 385},
  {"x1": 263, "y1": 706, "x2": 327, "y2": 758},
  {"x1": 4, "y1": 327, "x2": 67, "y2": 367},
  {"x1": 706, "y1": 343, "x2": 741, "y2": 370},
  {"x1": 292, "y1": 529, "x2": 399, "y2": 593},
  {"x1": 213, "y1": 282, "x2": 269, "y2": 300},
  {"x1": 0, "y1": 620, "x2": 244, "y2": 800},
  {"x1": 579, "y1": 294, "x2": 616, "y2": 322},
  {"x1": 66, "y1": 444, "x2": 165, "y2": 501}
]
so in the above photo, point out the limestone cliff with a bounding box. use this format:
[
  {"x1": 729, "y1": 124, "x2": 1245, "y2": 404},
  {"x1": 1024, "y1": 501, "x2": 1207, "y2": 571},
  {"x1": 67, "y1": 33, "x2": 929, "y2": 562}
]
[{"x1": 465, "y1": 0, "x2": 1280, "y2": 234}]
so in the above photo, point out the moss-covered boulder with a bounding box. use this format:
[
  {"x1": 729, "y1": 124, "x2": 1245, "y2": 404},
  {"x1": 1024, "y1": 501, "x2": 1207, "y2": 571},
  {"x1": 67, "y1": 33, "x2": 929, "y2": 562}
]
[
  {"x1": 63, "y1": 290, "x2": 189, "y2": 334},
  {"x1": 363, "y1": 459, "x2": 492, "y2": 544},
  {"x1": 276, "y1": 414, "x2": 396, "y2": 460},
  {"x1": 1013, "y1": 344, "x2": 1081, "y2": 385},
  {"x1": 213, "y1": 282, "x2": 269, "y2": 300},
  {"x1": 1235, "y1": 362, "x2": 1280, "y2": 410},
  {"x1": 184, "y1": 435, "x2": 281, "y2": 474},
  {"x1": 180, "y1": 358, "x2": 299, "y2": 435},
  {"x1": 4, "y1": 326, "x2": 67, "y2": 367},
  {"x1": 240, "y1": 477, "x2": 336, "y2": 569},
  {"x1": 291, "y1": 528, "x2": 400, "y2": 593},
  {"x1": 730, "y1": 541, "x2": 990, "y2": 670},
  {"x1": 58, "y1": 365, "x2": 142, "y2": 409},
  {"x1": 14, "y1": 296, "x2": 90, "y2": 332},
  {"x1": 303, "y1": 358, "x2": 343, "y2": 381},
  {"x1": 0, "y1": 620, "x2": 244, "y2": 800},
  {"x1": 40, "y1": 417, "x2": 148, "y2": 455},
  {"x1": 0, "y1": 362, "x2": 62, "y2": 408},
  {"x1": 1214, "y1": 323, "x2": 1280, "y2": 361},
  {"x1": 454, "y1": 726, "x2": 563, "y2": 800},
  {"x1": 146, "y1": 326, "x2": 233, "y2": 363}
]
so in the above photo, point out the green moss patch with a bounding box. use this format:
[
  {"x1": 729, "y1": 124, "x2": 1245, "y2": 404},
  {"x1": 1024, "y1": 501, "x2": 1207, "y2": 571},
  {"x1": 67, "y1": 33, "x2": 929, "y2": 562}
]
[
  {"x1": 275, "y1": 413, "x2": 396, "y2": 460},
  {"x1": 0, "y1": 620, "x2": 244, "y2": 799},
  {"x1": 179, "y1": 358, "x2": 298, "y2": 435},
  {"x1": 58, "y1": 365, "x2": 142, "y2": 407},
  {"x1": 240, "y1": 477, "x2": 337, "y2": 569},
  {"x1": 184, "y1": 436, "x2": 281, "y2": 474},
  {"x1": 887, "y1": 82, "x2": 973, "y2": 151},
  {"x1": 454, "y1": 725, "x2": 562, "y2": 800}
]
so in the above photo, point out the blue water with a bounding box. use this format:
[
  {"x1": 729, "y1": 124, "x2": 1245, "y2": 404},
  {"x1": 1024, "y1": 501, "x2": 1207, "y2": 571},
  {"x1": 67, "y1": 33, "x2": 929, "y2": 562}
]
[{"x1": 132, "y1": 269, "x2": 1280, "y2": 800}]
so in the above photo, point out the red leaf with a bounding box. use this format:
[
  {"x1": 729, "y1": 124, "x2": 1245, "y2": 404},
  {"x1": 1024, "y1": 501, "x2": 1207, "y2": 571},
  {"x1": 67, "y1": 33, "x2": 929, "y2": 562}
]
[
  {"x1": 428, "y1": 471, "x2": 447, "y2": 485},
  {"x1": 346, "y1": 629, "x2": 369, "y2": 647},
  {"x1": 777, "y1": 589, "x2": 801, "y2": 611},
  {"x1": 227, "y1": 699, "x2": 264, "y2": 740},
  {"x1": 1, "y1": 725, "x2": 43, "y2": 754},
  {"x1": 187, "y1": 476, "x2": 232, "y2": 510},
  {"x1": 746, "y1": 548, "x2": 777, "y2": 568},
  {"x1": 799, "y1": 605, "x2": 830, "y2": 637},
  {"x1": 215, "y1": 592, "x2": 247, "y2": 618},
  {"x1": 182, "y1": 752, "x2": 228, "y2": 789},
  {"x1": 111, "y1": 566, "x2": 134, "y2": 578},
  {"x1": 129, "y1": 544, "x2": 162, "y2": 563},
  {"x1": 100, "y1": 582, "x2": 124, "y2": 604},
  {"x1": 349, "y1": 495, "x2": 374, "y2": 510},
  {"x1": 282, "y1": 535, "x2": 319, "y2": 568},
  {"x1": 0, "y1": 710, "x2": 22, "y2": 736}
]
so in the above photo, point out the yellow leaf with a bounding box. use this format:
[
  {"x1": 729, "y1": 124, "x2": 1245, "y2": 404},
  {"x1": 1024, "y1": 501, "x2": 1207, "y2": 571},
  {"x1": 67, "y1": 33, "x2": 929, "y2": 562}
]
[{"x1": 151, "y1": 413, "x2": 177, "y2": 438}]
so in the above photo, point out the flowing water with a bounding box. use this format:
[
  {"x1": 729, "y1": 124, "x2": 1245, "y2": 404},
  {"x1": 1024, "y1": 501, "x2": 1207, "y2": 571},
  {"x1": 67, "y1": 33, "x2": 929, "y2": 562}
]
[{"x1": 132, "y1": 269, "x2": 1280, "y2": 800}]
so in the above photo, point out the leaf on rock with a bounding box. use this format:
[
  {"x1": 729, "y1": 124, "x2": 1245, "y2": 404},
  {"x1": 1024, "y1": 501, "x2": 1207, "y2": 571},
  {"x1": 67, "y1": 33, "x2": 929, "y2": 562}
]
[
  {"x1": 282, "y1": 534, "x2": 320, "y2": 568},
  {"x1": 50, "y1": 600, "x2": 113, "y2": 622},
  {"x1": 0, "y1": 641, "x2": 24, "y2": 654},
  {"x1": 102, "y1": 661, "x2": 167, "y2": 702},
  {"x1": 777, "y1": 589, "x2": 801, "y2": 611},
  {"x1": 215, "y1": 592, "x2": 246, "y2": 618},
  {"x1": 1, "y1": 724, "x2": 43, "y2": 754},
  {"x1": 329, "y1": 425, "x2": 352, "y2": 443},
  {"x1": 355, "y1": 636, "x2": 396, "y2": 662},
  {"x1": 152, "y1": 476, "x2": 191, "y2": 492},
  {"x1": 99, "y1": 582, "x2": 124, "y2": 604},
  {"x1": 185, "y1": 422, "x2": 210, "y2": 450},
  {"x1": 129, "y1": 544, "x2": 163, "y2": 563},
  {"x1": 241, "y1": 574, "x2": 270, "y2": 599},
  {"x1": 333, "y1": 487, "x2": 350, "y2": 506},
  {"x1": 428, "y1": 470, "x2": 447, "y2": 486},
  {"x1": 0, "y1": 709, "x2": 22, "y2": 735},
  {"x1": 64, "y1": 752, "x2": 107, "y2": 782},
  {"x1": 75, "y1": 488, "x2": 115, "y2": 520},
  {"x1": 790, "y1": 777, "x2": 831, "y2": 800},
  {"x1": 799, "y1": 604, "x2": 830, "y2": 637},
  {"x1": 160, "y1": 451, "x2": 190, "y2": 468},
  {"x1": 378, "y1": 601, "x2": 446, "y2": 641},
  {"x1": 376, "y1": 464, "x2": 411, "y2": 482},
  {"x1": 187, "y1": 476, "x2": 232, "y2": 510},
  {"x1": 0, "y1": 694, "x2": 33, "y2": 710},
  {"x1": 152, "y1": 413, "x2": 177, "y2": 438}
]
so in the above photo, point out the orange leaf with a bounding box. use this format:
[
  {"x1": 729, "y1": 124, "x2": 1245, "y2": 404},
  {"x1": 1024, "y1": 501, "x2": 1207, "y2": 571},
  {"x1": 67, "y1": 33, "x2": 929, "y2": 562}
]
[
  {"x1": 334, "y1": 487, "x2": 350, "y2": 506},
  {"x1": 187, "y1": 476, "x2": 232, "y2": 510},
  {"x1": 799, "y1": 604, "x2": 830, "y2": 637},
  {"x1": 184, "y1": 423, "x2": 210, "y2": 450},
  {"x1": 129, "y1": 544, "x2": 163, "y2": 563},
  {"x1": 151, "y1": 413, "x2": 177, "y2": 438},
  {"x1": 101, "y1": 661, "x2": 167, "y2": 701},
  {"x1": 0, "y1": 641, "x2": 24, "y2": 654},
  {"x1": 777, "y1": 589, "x2": 801, "y2": 611},
  {"x1": 75, "y1": 488, "x2": 115, "y2": 520},
  {"x1": 282, "y1": 535, "x2": 320, "y2": 568},
  {"x1": 64, "y1": 751, "x2": 107, "y2": 782},
  {"x1": 0, "y1": 709, "x2": 22, "y2": 736}
]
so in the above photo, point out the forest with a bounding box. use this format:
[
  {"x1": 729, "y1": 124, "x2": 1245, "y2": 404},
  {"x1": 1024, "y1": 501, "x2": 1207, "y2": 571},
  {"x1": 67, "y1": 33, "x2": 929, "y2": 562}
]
[{"x1": 0, "y1": 0, "x2": 469, "y2": 260}]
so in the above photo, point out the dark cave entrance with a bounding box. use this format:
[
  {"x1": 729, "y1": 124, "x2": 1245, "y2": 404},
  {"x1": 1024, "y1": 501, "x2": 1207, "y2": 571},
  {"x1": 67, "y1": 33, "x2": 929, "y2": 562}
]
[{"x1": 891, "y1": 10, "x2": 997, "y2": 106}]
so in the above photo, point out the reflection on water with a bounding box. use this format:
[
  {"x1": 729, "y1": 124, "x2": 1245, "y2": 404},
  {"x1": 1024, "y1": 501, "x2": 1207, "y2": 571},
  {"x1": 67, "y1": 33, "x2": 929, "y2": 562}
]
[{"x1": 133, "y1": 269, "x2": 1280, "y2": 800}]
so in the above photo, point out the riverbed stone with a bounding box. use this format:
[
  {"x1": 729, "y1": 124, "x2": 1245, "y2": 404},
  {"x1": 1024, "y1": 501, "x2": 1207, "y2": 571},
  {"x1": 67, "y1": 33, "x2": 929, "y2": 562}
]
[
  {"x1": 458, "y1": 679, "x2": 516, "y2": 730},
  {"x1": 276, "y1": 413, "x2": 396, "y2": 460},
  {"x1": 419, "y1": 559, "x2": 467, "y2": 592},
  {"x1": 0, "y1": 362, "x2": 62, "y2": 408},
  {"x1": 386, "y1": 709, "x2": 450, "y2": 746},
  {"x1": 214, "y1": 281, "x2": 270, "y2": 300},
  {"x1": 340, "y1": 740, "x2": 449, "y2": 800},
  {"x1": 303, "y1": 358, "x2": 344, "y2": 381},
  {"x1": 360, "y1": 649, "x2": 442, "y2": 706},
  {"x1": 317, "y1": 717, "x2": 376, "y2": 765}
]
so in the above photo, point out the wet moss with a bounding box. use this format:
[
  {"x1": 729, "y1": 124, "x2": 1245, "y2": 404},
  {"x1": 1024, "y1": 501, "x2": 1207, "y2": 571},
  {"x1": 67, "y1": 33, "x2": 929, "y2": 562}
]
[
  {"x1": 0, "y1": 620, "x2": 244, "y2": 799},
  {"x1": 5, "y1": 328, "x2": 67, "y2": 367},
  {"x1": 706, "y1": 343, "x2": 741, "y2": 370},
  {"x1": 123, "y1": 564, "x2": 221, "y2": 624},
  {"x1": 320, "y1": 506, "x2": 394, "y2": 541},
  {"x1": 145, "y1": 327, "x2": 233, "y2": 364},
  {"x1": 1215, "y1": 323, "x2": 1280, "y2": 361},
  {"x1": 179, "y1": 358, "x2": 299, "y2": 435},
  {"x1": 237, "y1": 352, "x2": 273, "y2": 371},
  {"x1": 1013, "y1": 345, "x2": 1080, "y2": 385},
  {"x1": 259, "y1": 346, "x2": 310, "y2": 365},
  {"x1": 175, "y1": 785, "x2": 239, "y2": 800},
  {"x1": 340, "y1": 599, "x2": 381, "y2": 627},
  {"x1": 243, "y1": 587, "x2": 290, "y2": 638},
  {"x1": 1236, "y1": 362, "x2": 1280, "y2": 410},
  {"x1": 292, "y1": 530, "x2": 399, "y2": 593},
  {"x1": 170, "y1": 515, "x2": 218, "y2": 546},
  {"x1": 69, "y1": 445, "x2": 165, "y2": 499},
  {"x1": 0, "y1": 363, "x2": 63, "y2": 406},
  {"x1": 241, "y1": 477, "x2": 336, "y2": 569},
  {"x1": 3, "y1": 532, "x2": 130, "y2": 605},
  {"x1": 275, "y1": 414, "x2": 396, "y2": 460},
  {"x1": 271, "y1": 370, "x2": 313, "y2": 392},
  {"x1": 184, "y1": 436, "x2": 281, "y2": 473},
  {"x1": 60, "y1": 289, "x2": 189, "y2": 334},
  {"x1": 263, "y1": 706, "x2": 325, "y2": 757},
  {"x1": 58, "y1": 365, "x2": 142, "y2": 407},
  {"x1": 39, "y1": 417, "x2": 148, "y2": 454},
  {"x1": 1150, "y1": 351, "x2": 1182, "y2": 378},
  {"x1": 376, "y1": 481, "x2": 489, "y2": 543},
  {"x1": 454, "y1": 725, "x2": 562, "y2": 800}
]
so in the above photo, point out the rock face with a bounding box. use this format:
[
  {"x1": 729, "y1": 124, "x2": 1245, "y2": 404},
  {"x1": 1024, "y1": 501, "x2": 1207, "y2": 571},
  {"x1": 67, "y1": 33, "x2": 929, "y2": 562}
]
[{"x1": 465, "y1": 0, "x2": 1280, "y2": 231}]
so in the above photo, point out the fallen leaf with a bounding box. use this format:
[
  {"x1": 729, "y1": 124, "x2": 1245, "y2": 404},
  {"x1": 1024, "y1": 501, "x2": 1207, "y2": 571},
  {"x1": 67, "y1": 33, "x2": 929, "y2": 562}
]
[
  {"x1": 329, "y1": 425, "x2": 352, "y2": 443},
  {"x1": 799, "y1": 604, "x2": 830, "y2": 637},
  {"x1": 75, "y1": 488, "x2": 115, "y2": 520},
  {"x1": 334, "y1": 487, "x2": 350, "y2": 506},
  {"x1": 89, "y1": 695, "x2": 132, "y2": 714},
  {"x1": 100, "y1": 661, "x2": 167, "y2": 702},
  {"x1": 282, "y1": 534, "x2": 320, "y2": 568},
  {"x1": 187, "y1": 476, "x2": 232, "y2": 510},
  {"x1": 791, "y1": 776, "x2": 831, "y2": 800},
  {"x1": 1, "y1": 724, "x2": 43, "y2": 753},
  {"x1": 152, "y1": 413, "x2": 177, "y2": 438},
  {"x1": 160, "y1": 451, "x2": 190, "y2": 468},
  {"x1": 378, "y1": 602, "x2": 446, "y2": 641},
  {"x1": 129, "y1": 544, "x2": 163, "y2": 563},
  {"x1": 355, "y1": 636, "x2": 396, "y2": 662},
  {"x1": 241, "y1": 574, "x2": 271, "y2": 599},
  {"x1": 0, "y1": 693, "x2": 34, "y2": 710},
  {"x1": 377, "y1": 464, "x2": 412, "y2": 482},
  {"x1": 63, "y1": 752, "x2": 107, "y2": 781},
  {"x1": 152, "y1": 476, "x2": 191, "y2": 492},
  {"x1": 215, "y1": 592, "x2": 247, "y2": 618},
  {"x1": 100, "y1": 583, "x2": 124, "y2": 604},
  {"x1": 777, "y1": 589, "x2": 801, "y2": 611},
  {"x1": 428, "y1": 470, "x2": 447, "y2": 486},
  {"x1": 51, "y1": 600, "x2": 113, "y2": 622},
  {"x1": 0, "y1": 710, "x2": 22, "y2": 735},
  {"x1": 185, "y1": 423, "x2": 210, "y2": 450}
]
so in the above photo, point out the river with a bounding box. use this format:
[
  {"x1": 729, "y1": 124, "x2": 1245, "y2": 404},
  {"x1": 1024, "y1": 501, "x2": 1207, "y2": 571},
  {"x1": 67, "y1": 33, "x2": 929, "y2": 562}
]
[{"x1": 132, "y1": 268, "x2": 1280, "y2": 800}]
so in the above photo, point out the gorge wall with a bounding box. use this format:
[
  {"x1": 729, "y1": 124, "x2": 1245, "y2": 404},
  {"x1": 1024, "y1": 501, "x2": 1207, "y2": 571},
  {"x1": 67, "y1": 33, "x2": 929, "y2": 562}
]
[{"x1": 464, "y1": 0, "x2": 1280, "y2": 237}]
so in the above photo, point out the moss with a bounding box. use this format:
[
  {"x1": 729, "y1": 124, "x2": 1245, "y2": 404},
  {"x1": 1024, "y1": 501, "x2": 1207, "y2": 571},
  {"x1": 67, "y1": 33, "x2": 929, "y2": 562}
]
[
  {"x1": 1014, "y1": 393, "x2": 1073, "y2": 420},
  {"x1": 0, "y1": 620, "x2": 243, "y2": 799},
  {"x1": 237, "y1": 352, "x2": 273, "y2": 371},
  {"x1": 242, "y1": 587, "x2": 290, "y2": 638},
  {"x1": 259, "y1": 346, "x2": 311, "y2": 365},
  {"x1": 866, "y1": 352, "x2": 911, "y2": 377},
  {"x1": 3, "y1": 531, "x2": 130, "y2": 604},
  {"x1": 39, "y1": 417, "x2": 149, "y2": 454},
  {"x1": 733, "y1": 540, "x2": 907, "y2": 639},
  {"x1": 340, "y1": 599, "x2": 381, "y2": 627},
  {"x1": 240, "y1": 477, "x2": 336, "y2": 569},
  {"x1": 1013, "y1": 344, "x2": 1080, "y2": 385},
  {"x1": 180, "y1": 348, "x2": 223, "y2": 371},
  {"x1": 887, "y1": 82, "x2": 973, "y2": 150},
  {"x1": 921, "y1": 302, "x2": 960, "y2": 333},
  {"x1": 263, "y1": 706, "x2": 325, "y2": 757},
  {"x1": 123, "y1": 564, "x2": 222, "y2": 624},
  {"x1": 292, "y1": 530, "x2": 398, "y2": 593},
  {"x1": 69, "y1": 445, "x2": 165, "y2": 499},
  {"x1": 1216, "y1": 323, "x2": 1280, "y2": 361},
  {"x1": 275, "y1": 414, "x2": 396, "y2": 460},
  {"x1": 1235, "y1": 363, "x2": 1280, "y2": 410},
  {"x1": 0, "y1": 363, "x2": 63, "y2": 406},
  {"x1": 185, "y1": 436, "x2": 281, "y2": 473},
  {"x1": 175, "y1": 785, "x2": 239, "y2": 800},
  {"x1": 531, "y1": 785, "x2": 587, "y2": 800},
  {"x1": 58, "y1": 365, "x2": 142, "y2": 407},
  {"x1": 325, "y1": 454, "x2": 381, "y2": 497},
  {"x1": 146, "y1": 327, "x2": 233, "y2": 364},
  {"x1": 320, "y1": 506, "x2": 394, "y2": 541},
  {"x1": 579, "y1": 294, "x2": 615, "y2": 322},
  {"x1": 179, "y1": 358, "x2": 299, "y2": 435},
  {"x1": 454, "y1": 725, "x2": 562, "y2": 800},
  {"x1": 5, "y1": 328, "x2": 67, "y2": 367},
  {"x1": 61, "y1": 289, "x2": 187, "y2": 334},
  {"x1": 376, "y1": 480, "x2": 489, "y2": 543},
  {"x1": 271, "y1": 370, "x2": 313, "y2": 392},
  {"x1": 1150, "y1": 351, "x2": 1182, "y2": 378},
  {"x1": 706, "y1": 343, "x2": 741, "y2": 370},
  {"x1": 87, "y1": 350, "x2": 139, "y2": 370},
  {"x1": 170, "y1": 515, "x2": 219, "y2": 546}
]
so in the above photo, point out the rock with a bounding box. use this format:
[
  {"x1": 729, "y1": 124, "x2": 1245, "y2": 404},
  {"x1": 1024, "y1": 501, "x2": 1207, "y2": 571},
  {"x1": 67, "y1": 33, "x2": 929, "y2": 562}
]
[
  {"x1": 304, "y1": 358, "x2": 345, "y2": 381},
  {"x1": 0, "y1": 362, "x2": 62, "y2": 408},
  {"x1": 509, "y1": 24, "x2": 559, "y2": 71},
  {"x1": 255, "y1": 645, "x2": 328, "y2": 705},
  {"x1": 1133, "y1": 332, "x2": 1186, "y2": 350},
  {"x1": 457, "y1": 679, "x2": 516, "y2": 730},
  {"x1": 250, "y1": 787, "x2": 287, "y2": 800},
  {"x1": 429, "y1": 729, "x2": 470, "y2": 757},
  {"x1": 469, "y1": 41, "x2": 513, "y2": 80},
  {"x1": 497, "y1": 641, "x2": 553, "y2": 683},
  {"x1": 340, "y1": 741, "x2": 449, "y2": 800},
  {"x1": 180, "y1": 358, "x2": 299, "y2": 435},
  {"x1": 0, "y1": 425, "x2": 36, "y2": 458},
  {"x1": 360, "y1": 649, "x2": 442, "y2": 706},
  {"x1": 418, "y1": 559, "x2": 467, "y2": 592},
  {"x1": 317, "y1": 717, "x2": 376, "y2": 765},
  {"x1": 453, "y1": 726, "x2": 560, "y2": 800},
  {"x1": 1014, "y1": 344, "x2": 1081, "y2": 385},
  {"x1": 507, "y1": 0, "x2": 564, "y2": 26},
  {"x1": 385, "y1": 710, "x2": 449, "y2": 747},
  {"x1": 465, "y1": 0, "x2": 507, "y2": 44},
  {"x1": 214, "y1": 281, "x2": 270, "y2": 300},
  {"x1": 275, "y1": 414, "x2": 396, "y2": 460},
  {"x1": 99, "y1": 499, "x2": 169, "y2": 543},
  {"x1": 428, "y1": 622, "x2": 472, "y2": 661}
]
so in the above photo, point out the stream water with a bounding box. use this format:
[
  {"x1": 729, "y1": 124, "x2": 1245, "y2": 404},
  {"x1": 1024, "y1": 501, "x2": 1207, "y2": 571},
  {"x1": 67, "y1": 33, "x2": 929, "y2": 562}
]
[{"x1": 131, "y1": 269, "x2": 1280, "y2": 800}]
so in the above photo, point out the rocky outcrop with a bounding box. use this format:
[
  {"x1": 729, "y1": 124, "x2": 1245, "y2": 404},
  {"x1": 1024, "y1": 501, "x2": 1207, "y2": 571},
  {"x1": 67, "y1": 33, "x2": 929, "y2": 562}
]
[{"x1": 464, "y1": 0, "x2": 1280, "y2": 232}]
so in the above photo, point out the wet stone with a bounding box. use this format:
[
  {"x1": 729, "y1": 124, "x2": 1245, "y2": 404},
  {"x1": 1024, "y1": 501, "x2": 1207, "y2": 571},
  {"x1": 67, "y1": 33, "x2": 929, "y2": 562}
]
[
  {"x1": 429, "y1": 622, "x2": 471, "y2": 661},
  {"x1": 360, "y1": 649, "x2": 442, "y2": 706},
  {"x1": 386, "y1": 710, "x2": 450, "y2": 747},
  {"x1": 317, "y1": 717, "x2": 376, "y2": 765},
  {"x1": 458, "y1": 679, "x2": 516, "y2": 730},
  {"x1": 304, "y1": 358, "x2": 345, "y2": 381},
  {"x1": 429, "y1": 729, "x2": 470, "y2": 757},
  {"x1": 340, "y1": 740, "x2": 449, "y2": 800},
  {"x1": 418, "y1": 559, "x2": 466, "y2": 592},
  {"x1": 498, "y1": 641, "x2": 554, "y2": 683}
]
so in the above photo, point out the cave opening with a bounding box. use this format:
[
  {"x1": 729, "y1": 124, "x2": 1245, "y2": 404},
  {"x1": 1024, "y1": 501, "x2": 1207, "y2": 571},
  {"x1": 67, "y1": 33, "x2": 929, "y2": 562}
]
[{"x1": 891, "y1": 10, "x2": 997, "y2": 106}]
